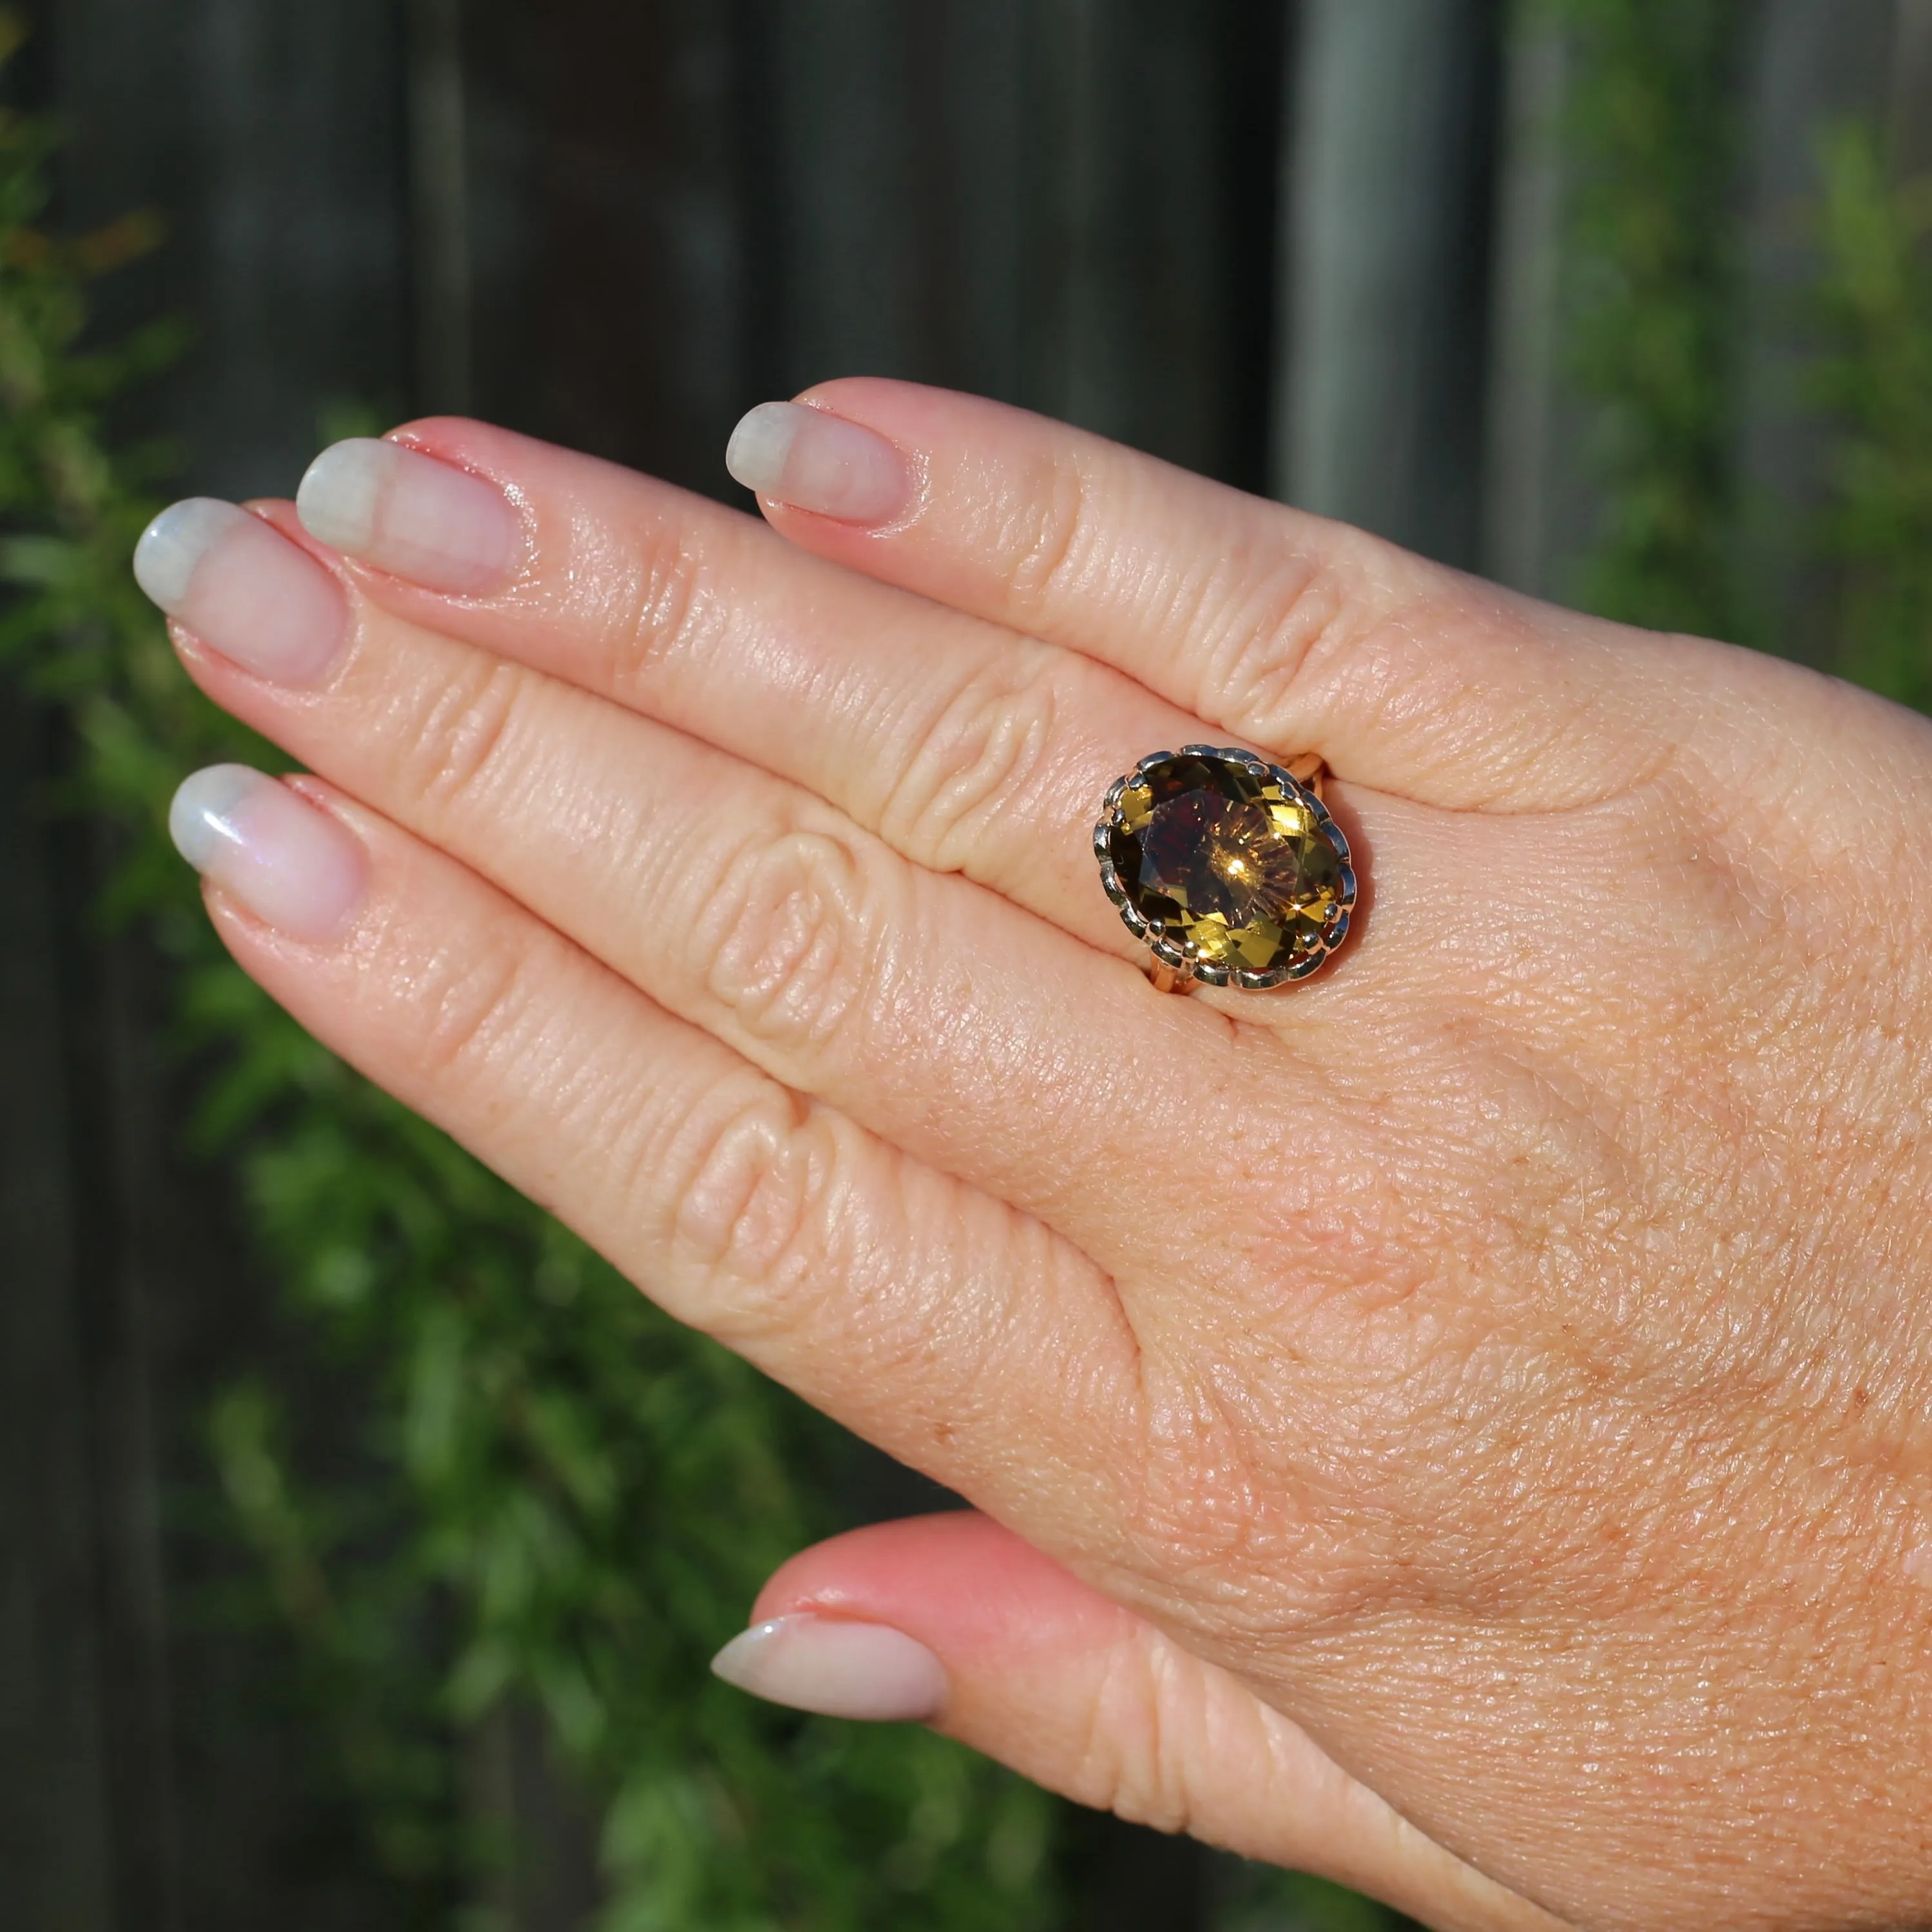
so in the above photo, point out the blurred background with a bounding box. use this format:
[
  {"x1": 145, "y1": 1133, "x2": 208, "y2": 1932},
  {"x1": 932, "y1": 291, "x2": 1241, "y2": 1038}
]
[{"x1": 3, "y1": 1, "x2": 1929, "y2": 1927}]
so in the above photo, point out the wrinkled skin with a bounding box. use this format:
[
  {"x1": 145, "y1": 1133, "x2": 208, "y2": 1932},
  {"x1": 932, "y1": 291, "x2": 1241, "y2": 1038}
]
[{"x1": 165, "y1": 382, "x2": 1932, "y2": 1930}]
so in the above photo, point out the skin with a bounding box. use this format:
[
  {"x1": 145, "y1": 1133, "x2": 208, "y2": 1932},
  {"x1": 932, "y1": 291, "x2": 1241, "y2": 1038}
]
[{"x1": 164, "y1": 381, "x2": 1932, "y2": 1930}]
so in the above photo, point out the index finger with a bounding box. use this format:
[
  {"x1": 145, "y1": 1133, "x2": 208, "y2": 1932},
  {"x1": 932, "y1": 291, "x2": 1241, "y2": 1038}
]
[{"x1": 732, "y1": 379, "x2": 1712, "y2": 813}]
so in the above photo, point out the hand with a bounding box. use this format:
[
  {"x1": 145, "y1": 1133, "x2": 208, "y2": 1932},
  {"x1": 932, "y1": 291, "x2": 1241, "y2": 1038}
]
[{"x1": 135, "y1": 382, "x2": 1932, "y2": 1931}]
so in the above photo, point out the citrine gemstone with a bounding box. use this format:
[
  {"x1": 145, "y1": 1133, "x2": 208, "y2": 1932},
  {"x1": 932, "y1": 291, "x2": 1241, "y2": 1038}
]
[{"x1": 1106, "y1": 752, "x2": 1345, "y2": 977}]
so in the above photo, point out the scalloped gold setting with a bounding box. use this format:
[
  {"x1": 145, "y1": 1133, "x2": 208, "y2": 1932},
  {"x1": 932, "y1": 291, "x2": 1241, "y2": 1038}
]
[{"x1": 1095, "y1": 748, "x2": 1355, "y2": 990}]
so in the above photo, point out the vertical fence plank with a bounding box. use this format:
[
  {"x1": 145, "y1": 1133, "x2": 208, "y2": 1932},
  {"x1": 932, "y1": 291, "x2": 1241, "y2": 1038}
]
[
  {"x1": 411, "y1": 0, "x2": 476, "y2": 414},
  {"x1": 1895, "y1": 0, "x2": 1932, "y2": 173},
  {"x1": 528, "y1": 0, "x2": 757, "y2": 492},
  {"x1": 0, "y1": 695, "x2": 116, "y2": 1932},
  {"x1": 1025, "y1": 0, "x2": 1286, "y2": 485},
  {"x1": 1482, "y1": 10, "x2": 1578, "y2": 596},
  {"x1": 1275, "y1": 0, "x2": 1501, "y2": 566},
  {"x1": 57, "y1": 0, "x2": 413, "y2": 497}
]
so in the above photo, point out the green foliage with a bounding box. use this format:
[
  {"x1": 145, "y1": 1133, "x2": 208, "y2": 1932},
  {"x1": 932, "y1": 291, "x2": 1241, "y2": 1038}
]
[
  {"x1": 1221, "y1": 1868, "x2": 1415, "y2": 1932},
  {"x1": 1811, "y1": 126, "x2": 1932, "y2": 710},
  {"x1": 1544, "y1": 0, "x2": 1753, "y2": 640},
  {"x1": 0, "y1": 52, "x2": 1059, "y2": 1932},
  {"x1": 1547, "y1": 0, "x2": 1932, "y2": 706}
]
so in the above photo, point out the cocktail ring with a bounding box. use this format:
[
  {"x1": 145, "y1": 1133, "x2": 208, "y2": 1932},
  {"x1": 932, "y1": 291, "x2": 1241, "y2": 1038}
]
[{"x1": 1094, "y1": 747, "x2": 1355, "y2": 992}]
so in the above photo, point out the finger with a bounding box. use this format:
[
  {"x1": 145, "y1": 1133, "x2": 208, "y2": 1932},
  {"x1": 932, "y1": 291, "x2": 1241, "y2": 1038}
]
[
  {"x1": 717, "y1": 1514, "x2": 1566, "y2": 1932},
  {"x1": 726, "y1": 380, "x2": 1712, "y2": 811},
  {"x1": 291, "y1": 423, "x2": 1226, "y2": 962},
  {"x1": 169, "y1": 764, "x2": 1141, "y2": 1521},
  {"x1": 158, "y1": 505, "x2": 1268, "y2": 1282}
]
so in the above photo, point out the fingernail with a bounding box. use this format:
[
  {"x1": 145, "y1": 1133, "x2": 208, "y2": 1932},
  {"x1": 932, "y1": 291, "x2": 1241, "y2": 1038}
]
[
  {"x1": 134, "y1": 499, "x2": 348, "y2": 685},
  {"x1": 710, "y1": 1614, "x2": 947, "y2": 1723},
  {"x1": 726, "y1": 401, "x2": 909, "y2": 524},
  {"x1": 168, "y1": 766, "x2": 368, "y2": 943},
  {"x1": 296, "y1": 438, "x2": 525, "y2": 595}
]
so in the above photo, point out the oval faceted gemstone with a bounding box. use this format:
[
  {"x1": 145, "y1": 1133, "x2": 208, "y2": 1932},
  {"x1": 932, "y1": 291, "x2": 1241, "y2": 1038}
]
[{"x1": 1108, "y1": 753, "x2": 1343, "y2": 974}]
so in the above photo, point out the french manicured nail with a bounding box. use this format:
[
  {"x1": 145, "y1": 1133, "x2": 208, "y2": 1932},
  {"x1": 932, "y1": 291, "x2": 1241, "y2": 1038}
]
[
  {"x1": 726, "y1": 401, "x2": 910, "y2": 524},
  {"x1": 296, "y1": 438, "x2": 525, "y2": 595},
  {"x1": 134, "y1": 499, "x2": 348, "y2": 684},
  {"x1": 710, "y1": 1614, "x2": 947, "y2": 1723},
  {"x1": 168, "y1": 766, "x2": 368, "y2": 943}
]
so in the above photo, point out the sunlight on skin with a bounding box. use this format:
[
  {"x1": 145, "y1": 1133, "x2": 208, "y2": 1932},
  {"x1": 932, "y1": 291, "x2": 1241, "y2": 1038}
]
[{"x1": 137, "y1": 380, "x2": 1932, "y2": 1931}]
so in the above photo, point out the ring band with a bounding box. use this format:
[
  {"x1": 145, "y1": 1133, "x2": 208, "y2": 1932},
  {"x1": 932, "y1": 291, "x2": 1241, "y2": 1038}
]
[{"x1": 1094, "y1": 746, "x2": 1356, "y2": 992}]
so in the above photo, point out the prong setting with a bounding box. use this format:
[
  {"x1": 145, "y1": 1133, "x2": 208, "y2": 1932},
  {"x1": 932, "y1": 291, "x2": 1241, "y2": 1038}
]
[{"x1": 1094, "y1": 747, "x2": 1355, "y2": 992}]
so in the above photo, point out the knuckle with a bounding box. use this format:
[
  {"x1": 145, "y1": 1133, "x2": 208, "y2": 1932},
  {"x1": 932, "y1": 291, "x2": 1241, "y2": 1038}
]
[
  {"x1": 1074, "y1": 1640, "x2": 1197, "y2": 1837},
  {"x1": 394, "y1": 652, "x2": 531, "y2": 815},
  {"x1": 694, "y1": 824, "x2": 886, "y2": 1051},
  {"x1": 663, "y1": 1076, "x2": 842, "y2": 1340},
  {"x1": 1192, "y1": 553, "x2": 1387, "y2": 735},
  {"x1": 583, "y1": 519, "x2": 720, "y2": 701},
  {"x1": 408, "y1": 924, "x2": 546, "y2": 1089},
  {"x1": 998, "y1": 447, "x2": 1092, "y2": 621},
  {"x1": 876, "y1": 646, "x2": 1061, "y2": 871}
]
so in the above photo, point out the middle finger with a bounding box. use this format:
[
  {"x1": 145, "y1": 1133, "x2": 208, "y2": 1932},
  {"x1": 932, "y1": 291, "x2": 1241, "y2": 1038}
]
[
  {"x1": 292, "y1": 420, "x2": 1226, "y2": 961},
  {"x1": 151, "y1": 499, "x2": 1271, "y2": 1282}
]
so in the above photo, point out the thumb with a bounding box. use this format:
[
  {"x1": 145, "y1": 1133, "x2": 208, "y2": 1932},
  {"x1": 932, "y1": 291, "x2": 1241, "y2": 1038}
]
[{"x1": 712, "y1": 1512, "x2": 1563, "y2": 1932}]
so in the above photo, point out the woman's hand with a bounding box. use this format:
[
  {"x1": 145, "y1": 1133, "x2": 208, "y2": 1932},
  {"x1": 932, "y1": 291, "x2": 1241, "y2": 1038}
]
[{"x1": 135, "y1": 382, "x2": 1932, "y2": 1931}]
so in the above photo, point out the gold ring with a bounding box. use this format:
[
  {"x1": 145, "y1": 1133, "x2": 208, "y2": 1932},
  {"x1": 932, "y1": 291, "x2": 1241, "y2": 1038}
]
[{"x1": 1094, "y1": 747, "x2": 1355, "y2": 993}]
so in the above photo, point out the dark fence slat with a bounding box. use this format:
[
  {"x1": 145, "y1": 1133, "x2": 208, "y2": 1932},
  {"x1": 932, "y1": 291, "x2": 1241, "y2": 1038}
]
[
  {"x1": 58, "y1": 0, "x2": 414, "y2": 498},
  {"x1": 1275, "y1": 0, "x2": 1501, "y2": 566},
  {"x1": 0, "y1": 692, "x2": 117, "y2": 1932}
]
